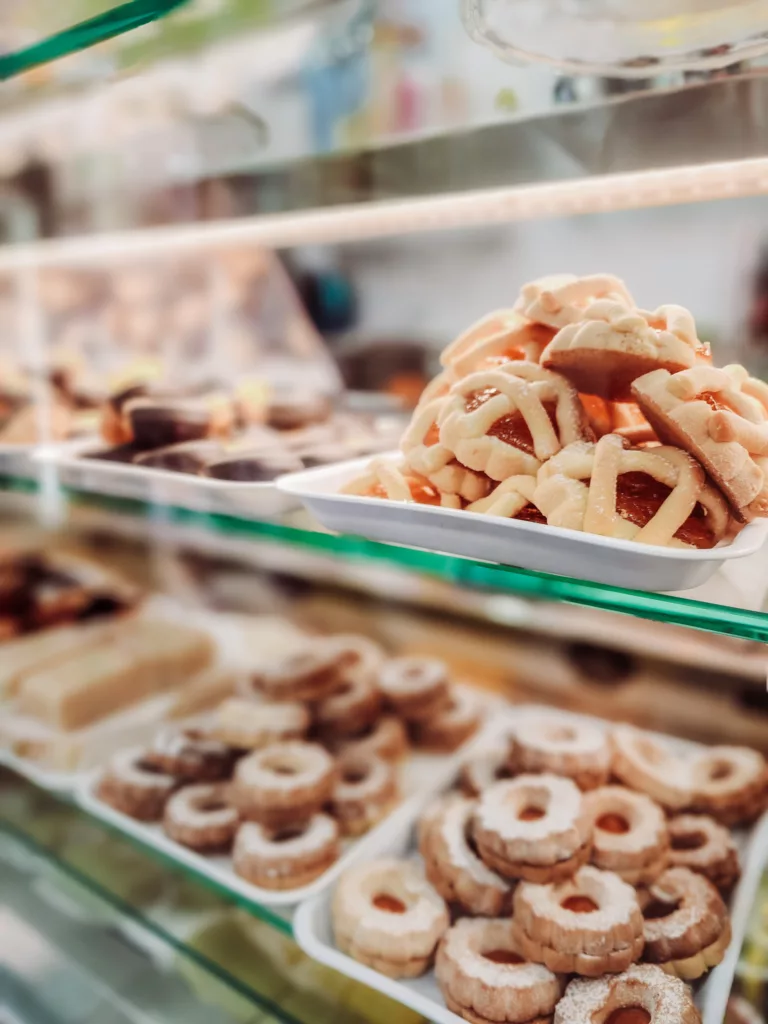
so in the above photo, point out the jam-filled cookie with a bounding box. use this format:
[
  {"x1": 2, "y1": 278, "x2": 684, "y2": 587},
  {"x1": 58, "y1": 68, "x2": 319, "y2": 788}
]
[
  {"x1": 464, "y1": 474, "x2": 545, "y2": 522},
  {"x1": 341, "y1": 457, "x2": 463, "y2": 509},
  {"x1": 438, "y1": 363, "x2": 592, "y2": 481},
  {"x1": 378, "y1": 656, "x2": 450, "y2": 722},
  {"x1": 632, "y1": 363, "x2": 768, "y2": 521},
  {"x1": 233, "y1": 813, "x2": 339, "y2": 890},
  {"x1": 688, "y1": 745, "x2": 767, "y2": 826},
  {"x1": 554, "y1": 964, "x2": 701, "y2": 1024},
  {"x1": 231, "y1": 741, "x2": 336, "y2": 828},
  {"x1": 251, "y1": 646, "x2": 347, "y2": 703},
  {"x1": 97, "y1": 747, "x2": 177, "y2": 821},
  {"x1": 509, "y1": 714, "x2": 611, "y2": 791},
  {"x1": 163, "y1": 782, "x2": 239, "y2": 851},
  {"x1": 583, "y1": 786, "x2": 669, "y2": 886},
  {"x1": 534, "y1": 434, "x2": 731, "y2": 548},
  {"x1": 512, "y1": 865, "x2": 644, "y2": 976},
  {"x1": 409, "y1": 688, "x2": 482, "y2": 752},
  {"x1": 213, "y1": 698, "x2": 309, "y2": 750},
  {"x1": 330, "y1": 753, "x2": 398, "y2": 836},
  {"x1": 667, "y1": 814, "x2": 740, "y2": 893},
  {"x1": 314, "y1": 671, "x2": 382, "y2": 739},
  {"x1": 422, "y1": 796, "x2": 514, "y2": 917},
  {"x1": 460, "y1": 745, "x2": 514, "y2": 797},
  {"x1": 332, "y1": 859, "x2": 449, "y2": 978},
  {"x1": 337, "y1": 715, "x2": 409, "y2": 763},
  {"x1": 436, "y1": 918, "x2": 564, "y2": 1024},
  {"x1": 541, "y1": 303, "x2": 702, "y2": 402},
  {"x1": 640, "y1": 866, "x2": 730, "y2": 979},
  {"x1": 472, "y1": 774, "x2": 593, "y2": 883},
  {"x1": 145, "y1": 724, "x2": 236, "y2": 781},
  {"x1": 610, "y1": 727, "x2": 694, "y2": 810}
]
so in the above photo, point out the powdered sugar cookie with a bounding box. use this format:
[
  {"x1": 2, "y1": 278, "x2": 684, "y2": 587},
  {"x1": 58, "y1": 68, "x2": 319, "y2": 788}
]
[
  {"x1": 583, "y1": 786, "x2": 669, "y2": 886},
  {"x1": 554, "y1": 964, "x2": 701, "y2": 1024},
  {"x1": 688, "y1": 745, "x2": 767, "y2": 826},
  {"x1": 436, "y1": 918, "x2": 563, "y2": 1024},
  {"x1": 163, "y1": 782, "x2": 239, "y2": 851},
  {"x1": 379, "y1": 656, "x2": 450, "y2": 722},
  {"x1": 251, "y1": 646, "x2": 347, "y2": 703},
  {"x1": 233, "y1": 813, "x2": 339, "y2": 890},
  {"x1": 632, "y1": 363, "x2": 768, "y2": 521},
  {"x1": 146, "y1": 724, "x2": 236, "y2": 780},
  {"x1": 333, "y1": 859, "x2": 449, "y2": 978},
  {"x1": 213, "y1": 698, "x2": 310, "y2": 749},
  {"x1": 97, "y1": 747, "x2": 177, "y2": 821},
  {"x1": 509, "y1": 714, "x2": 611, "y2": 791},
  {"x1": 231, "y1": 741, "x2": 336, "y2": 828},
  {"x1": 611, "y1": 727, "x2": 693, "y2": 810},
  {"x1": 409, "y1": 687, "x2": 482, "y2": 752},
  {"x1": 330, "y1": 752, "x2": 398, "y2": 836},
  {"x1": 460, "y1": 745, "x2": 514, "y2": 796},
  {"x1": 337, "y1": 715, "x2": 409, "y2": 763},
  {"x1": 667, "y1": 814, "x2": 740, "y2": 893}
]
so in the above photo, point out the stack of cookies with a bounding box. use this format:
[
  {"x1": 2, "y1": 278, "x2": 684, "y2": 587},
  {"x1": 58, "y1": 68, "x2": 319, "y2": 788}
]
[
  {"x1": 344, "y1": 273, "x2": 768, "y2": 549},
  {"x1": 95, "y1": 635, "x2": 484, "y2": 891},
  {"x1": 332, "y1": 710, "x2": 767, "y2": 1024}
]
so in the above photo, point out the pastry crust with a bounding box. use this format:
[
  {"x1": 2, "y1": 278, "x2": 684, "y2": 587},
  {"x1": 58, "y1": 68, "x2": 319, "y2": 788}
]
[
  {"x1": 583, "y1": 786, "x2": 669, "y2": 886},
  {"x1": 213, "y1": 698, "x2": 309, "y2": 750},
  {"x1": 333, "y1": 859, "x2": 449, "y2": 978},
  {"x1": 632, "y1": 364, "x2": 768, "y2": 521},
  {"x1": 534, "y1": 434, "x2": 730, "y2": 547},
  {"x1": 512, "y1": 865, "x2": 644, "y2": 977},
  {"x1": 541, "y1": 303, "x2": 699, "y2": 402},
  {"x1": 509, "y1": 714, "x2": 611, "y2": 791},
  {"x1": 341, "y1": 456, "x2": 463, "y2": 509},
  {"x1": 515, "y1": 274, "x2": 635, "y2": 330},
  {"x1": 436, "y1": 918, "x2": 563, "y2": 1024},
  {"x1": 438, "y1": 363, "x2": 592, "y2": 481},
  {"x1": 553, "y1": 964, "x2": 701, "y2": 1024},
  {"x1": 640, "y1": 866, "x2": 730, "y2": 979},
  {"x1": 440, "y1": 309, "x2": 553, "y2": 377}
]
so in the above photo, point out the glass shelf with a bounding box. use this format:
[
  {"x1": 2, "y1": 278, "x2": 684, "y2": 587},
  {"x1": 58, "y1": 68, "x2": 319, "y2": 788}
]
[
  {"x1": 0, "y1": 769, "x2": 420, "y2": 1024},
  {"x1": 51, "y1": 482, "x2": 768, "y2": 644}
]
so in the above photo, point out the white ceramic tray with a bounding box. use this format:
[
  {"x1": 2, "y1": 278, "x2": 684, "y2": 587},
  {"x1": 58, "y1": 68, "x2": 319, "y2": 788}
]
[
  {"x1": 77, "y1": 709, "x2": 485, "y2": 908},
  {"x1": 36, "y1": 440, "x2": 298, "y2": 519},
  {"x1": 294, "y1": 706, "x2": 765, "y2": 1024},
  {"x1": 277, "y1": 453, "x2": 768, "y2": 592}
]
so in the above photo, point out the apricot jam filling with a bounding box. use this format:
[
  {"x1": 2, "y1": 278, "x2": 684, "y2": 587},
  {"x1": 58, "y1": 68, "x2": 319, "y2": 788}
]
[
  {"x1": 464, "y1": 390, "x2": 559, "y2": 456},
  {"x1": 616, "y1": 471, "x2": 715, "y2": 549}
]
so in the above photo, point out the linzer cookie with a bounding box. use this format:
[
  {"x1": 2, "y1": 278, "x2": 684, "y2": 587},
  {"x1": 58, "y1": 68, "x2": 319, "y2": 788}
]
[
  {"x1": 667, "y1": 814, "x2": 740, "y2": 893},
  {"x1": 610, "y1": 727, "x2": 693, "y2": 811},
  {"x1": 534, "y1": 434, "x2": 731, "y2": 548},
  {"x1": 688, "y1": 745, "x2": 767, "y2": 826},
  {"x1": 508, "y1": 714, "x2": 611, "y2": 791},
  {"x1": 438, "y1": 363, "x2": 593, "y2": 481},
  {"x1": 230, "y1": 741, "x2": 336, "y2": 828},
  {"x1": 554, "y1": 965, "x2": 701, "y2": 1024},
  {"x1": 233, "y1": 813, "x2": 339, "y2": 890},
  {"x1": 436, "y1": 918, "x2": 564, "y2": 1024},
  {"x1": 632, "y1": 363, "x2": 768, "y2": 521},
  {"x1": 163, "y1": 782, "x2": 239, "y2": 851},
  {"x1": 330, "y1": 752, "x2": 398, "y2": 836},
  {"x1": 511, "y1": 865, "x2": 644, "y2": 976},
  {"x1": 541, "y1": 303, "x2": 702, "y2": 402},
  {"x1": 583, "y1": 786, "x2": 669, "y2": 886}
]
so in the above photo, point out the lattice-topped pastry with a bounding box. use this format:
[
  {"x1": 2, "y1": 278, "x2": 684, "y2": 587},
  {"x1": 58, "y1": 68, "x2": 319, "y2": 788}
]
[
  {"x1": 534, "y1": 433, "x2": 731, "y2": 548},
  {"x1": 341, "y1": 457, "x2": 462, "y2": 509},
  {"x1": 632, "y1": 364, "x2": 768, "y2": 521},
  {"x1": 400, "y1": 398, "x2": 492, "y2": 503},
  {"x1": 440, "y1": 310, "x2": 554, "y2": 378},
  {"x1": 438, "y1": 363, "x2": 593, "y2": 481},
  {"x1": 465, "y1": 474, "x2": 546, "y2": 522},
  {"x1": 541, "y1": 303, "x2": 703, "y2": 402},
  {"x1": 515, "y1": 274, "x2": 635, "y2": 330},
  {"x1": 580, "y1": 395, "x2": 656, "y2": 446}
]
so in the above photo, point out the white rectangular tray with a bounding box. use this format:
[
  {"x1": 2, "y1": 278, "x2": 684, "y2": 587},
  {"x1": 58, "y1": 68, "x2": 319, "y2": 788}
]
[
  {"x1": 277, "y1": 453, "x2": 768, "y2": 592},
  {"x1": 36, "y1": 440, "x2": 298, "y2": 519},
  {"x1": 77, "y1": 712, "x2": 485, "y2": 908},
  {"x1": 294, "y1": 706, "x2": 766, "y2": 1024},
  {"x1": 0, "y1": 443, "x2": 39, "y2": 478}
]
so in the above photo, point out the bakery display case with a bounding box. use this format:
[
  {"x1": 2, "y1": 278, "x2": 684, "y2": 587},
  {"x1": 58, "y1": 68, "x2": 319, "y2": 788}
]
[{"x1": 4, "y1": 4, "x2": 768, "y2": 1024}]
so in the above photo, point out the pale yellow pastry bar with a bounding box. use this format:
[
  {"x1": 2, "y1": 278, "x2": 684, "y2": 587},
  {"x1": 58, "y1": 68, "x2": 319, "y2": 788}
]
[
  {"x1": 0, "y1": 620, "x2": 118, "y2": 699},
  {"x1": 17, "y1": 618, "x2": 214, "y2": 730}
]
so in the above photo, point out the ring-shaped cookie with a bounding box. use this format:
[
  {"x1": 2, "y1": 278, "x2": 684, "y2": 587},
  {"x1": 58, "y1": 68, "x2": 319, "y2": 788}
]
[
  {"x1": 96, "y1": 747, "x2": 177, "y2": 821},
  {"x1": 438, "y1": 363, "x2": 591, "y2": 481},
  {"x1": 231, "y1": 741, "x2": 336, "y2": 828},
  {"x1": 213, "y1": 698, "x2": 310, "y2": 749},
  {"x1": 422, "y1": 796, "x2": 514, "y2": 917},
  {"x1": 553, "y1": 964, "x2": 701, "y2": 1024},
  {"x1": 436, "y1": 918, "x2": 563, "y2": 1024},
  {"x1": 315, "y1": 673, "x2": 382, "y2": 738},
  {"x1": 378, "y1": 656, "x2": 450, "y2": 722},
  {"x1": 689, "y1": 745, "x2": 767, "y2": 826},
  {"x1": 472, "y1": 774, "x2": 592, "y2": 882},
  {"x1": 460, "y1": 745, "x2": 513, "y2": 796},
  {"x1": 640, "y1": 866, "x2": 730, "y2": 980},
  {"x1": 668, "y1": 814, "x2": 740, "y2": 892},
  {"x1": 509, "y1": 714, "x2": 611, "y2": 791},
  {"x1": 146, "y1": 724, "x2": 236, "y2": 780},
  {"x1": 337, "y1": 715, "x2": 409, "y2": 763},
  {"x1": 252, "y1": 646, "x2": 348, "y2": 702},
  {"x1": 233, "y1": 813, "x2": 339, "y2": 890},
  {"x1": 610, "y1": 727, "x2": 693, "y2": 810},
  {"x1": 163, "y1": 782, "x2": 239, "y2": 851},
  {"x1": 330, "y1": 752, "x2": 398, "y2": 836},
  {"x1": 583, "y1": 786, "x2": 669, "y2": 885},
  {"x1": 410, "y1": 687, "x2": 482, "y2": 752},
  {"x1": 512, "y1": 865, "x2": 644, "y2": 977},
  {"x1": 333, "y1": 859, "x2": 449, "y2": 978}
]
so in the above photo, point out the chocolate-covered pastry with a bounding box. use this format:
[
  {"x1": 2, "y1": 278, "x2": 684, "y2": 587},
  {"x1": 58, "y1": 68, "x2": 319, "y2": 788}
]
[
  {"x1": 204, "y1": 450, "x2": 303, "y2": 482},
  {"x1": 134, "y1": 440, "x2": 223, "y2": 475},
  {"x1": 125, "y1": 399, "x2": 213, "y2": 449},
  {"x1": 85, "y1": 444, "x2": 143, "y2": 463},
  {"x1": 266, "y1": 393, "x2": 332, "y2": 431}
]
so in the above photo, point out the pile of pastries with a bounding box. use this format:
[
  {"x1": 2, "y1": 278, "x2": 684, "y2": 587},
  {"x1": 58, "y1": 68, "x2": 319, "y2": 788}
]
[
  {"x1": 333, "y1": 712, "x2": 768, "y2": 1024},
  {"x1": 345, "y1": 274, "x2": 768, "y2": 549},
  {"x1": 85, "y1": 379, "x2": 400, "y2": 481},
  {"x1": 96, "y1": 638, "x2": 483, "y2": 890}
]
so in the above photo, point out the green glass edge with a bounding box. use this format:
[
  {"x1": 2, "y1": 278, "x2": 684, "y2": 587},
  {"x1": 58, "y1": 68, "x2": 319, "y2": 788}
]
[
  {"x1": 0, "y1": 0, "x2": 191, "y2": 81},
  {"x1": 0, "y1": 816, "x2": 305, "y2": 1024},
  {"x1": 67, "y1": 487, "x2": 768, "y2": 642}
]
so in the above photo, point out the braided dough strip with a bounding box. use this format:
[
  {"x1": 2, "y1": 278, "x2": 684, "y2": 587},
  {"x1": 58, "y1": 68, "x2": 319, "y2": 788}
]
[
  {"x1": 534, "y1": 434, "x2": 730, "y2": 547},
  {"x1": 438, "y1": 362, "x2": 592, "y2": 481},
  {"x1": 632, "y1": 364, "x2": 768, "y2": 520}
]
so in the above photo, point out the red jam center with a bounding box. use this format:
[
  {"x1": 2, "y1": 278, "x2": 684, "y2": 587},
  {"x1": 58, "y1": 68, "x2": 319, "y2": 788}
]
[
  {"x1": 463, "y1": 390, "x2": 559, "y2": 456},
  {"x1": 616, "y1": 471, "x2": 715, "y2": 549},
  {"x1": 642, "y1": 899, "x2": 679, "y2": 921},
  {"x1": 373, "y1": 894, "x2": 406, "y2": 914},
  {"x1": 518, "y1": 806, "x2": 545, "y2": 822},
  {"x1": 561, "y1": 896, "x2": 599, "y2": 914},
  {"x1": 606, "y1": 1009, "x2": 651, "y2": 1024},
  {"x1": 483, "y1": 949, "x2": 525, "y2": 965},
  {"x1": 596, "y1": 813, "x2": 630, "y2": 835},
  {"x1": 671, "y1": 831, "x2": 706, "y2": 851}
]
